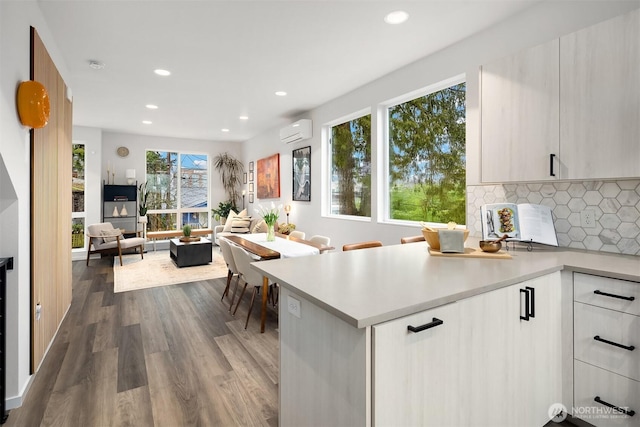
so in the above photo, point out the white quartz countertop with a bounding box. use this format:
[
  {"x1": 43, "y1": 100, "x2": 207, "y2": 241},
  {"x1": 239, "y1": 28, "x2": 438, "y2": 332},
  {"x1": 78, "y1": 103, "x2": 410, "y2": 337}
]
[{"x1": 251, "y1": 240, "x2": 640, "y2": 328}]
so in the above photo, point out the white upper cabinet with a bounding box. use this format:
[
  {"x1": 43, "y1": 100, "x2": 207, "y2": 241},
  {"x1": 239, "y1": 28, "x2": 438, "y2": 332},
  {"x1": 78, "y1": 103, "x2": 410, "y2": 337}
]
[
  {"x1": 481, "y1": 39, "x2": 560, "y2": 183},
  {"x1": 560, "y1": 8, "x2": 640, "y2": 180},
  {"x1": 481, "y1": 9, "x2": 640, "y2": 183}
]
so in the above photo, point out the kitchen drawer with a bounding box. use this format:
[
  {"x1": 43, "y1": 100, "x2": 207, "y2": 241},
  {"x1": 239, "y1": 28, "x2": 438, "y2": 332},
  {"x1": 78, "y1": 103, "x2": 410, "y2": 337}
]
[
  {"x1": 574, "y1": 273, "x2": 640, "y2": 316},
  {"x1": 574, "y1": 302, "x2": 639, "y2": 381},
  {"x1": 574, "y1": 360, "x2": 639, "y2": 427}
]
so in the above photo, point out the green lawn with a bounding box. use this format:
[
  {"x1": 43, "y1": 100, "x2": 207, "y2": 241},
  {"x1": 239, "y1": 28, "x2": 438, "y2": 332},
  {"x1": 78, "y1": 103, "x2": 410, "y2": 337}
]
[{"x1": 390, "y1": 185, "x2": 465, "y2": 224}]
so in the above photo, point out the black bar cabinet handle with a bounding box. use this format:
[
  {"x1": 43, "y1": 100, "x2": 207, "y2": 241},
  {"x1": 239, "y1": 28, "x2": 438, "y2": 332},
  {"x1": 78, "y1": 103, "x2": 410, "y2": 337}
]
[
  {"x1": 594, "y1": 289, "x2": 635, "y2": 301},
  {"x1": 594, "y1": 396, "x2": 636, "y2": 417},
  {"x1": 549, "y1": 153, "x2": 556, "y2": 177},
  {"x1": 520, "y1": 289, "x2": 530, "y2": 321},
  {"x1": 594, "y1": 335, "x2": 635, "y2": 351},
  {"x1": 407, "y1": 317, "x2": 443, "y2": 333},
  {"x1": 526, "y1": 286, "x2": 535, "y2": 318}
]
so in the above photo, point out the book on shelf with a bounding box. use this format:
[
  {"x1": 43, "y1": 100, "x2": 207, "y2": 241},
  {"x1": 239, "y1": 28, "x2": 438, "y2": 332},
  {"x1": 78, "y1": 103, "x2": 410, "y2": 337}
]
[{"x1": 480, "y1": 203, "x2": 558, "y2": 247}]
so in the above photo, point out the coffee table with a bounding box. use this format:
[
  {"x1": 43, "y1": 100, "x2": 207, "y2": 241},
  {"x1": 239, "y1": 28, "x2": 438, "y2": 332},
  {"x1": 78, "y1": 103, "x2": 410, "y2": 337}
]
[{"x1": 169, "y1": 238, "x2": 212, "y2": 267}]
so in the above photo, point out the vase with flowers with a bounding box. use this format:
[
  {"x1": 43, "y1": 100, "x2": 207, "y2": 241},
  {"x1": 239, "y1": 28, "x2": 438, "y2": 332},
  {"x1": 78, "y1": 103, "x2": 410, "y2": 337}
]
[{"x1": 257, "y1": 202, "x2": 282, "y2": 242}]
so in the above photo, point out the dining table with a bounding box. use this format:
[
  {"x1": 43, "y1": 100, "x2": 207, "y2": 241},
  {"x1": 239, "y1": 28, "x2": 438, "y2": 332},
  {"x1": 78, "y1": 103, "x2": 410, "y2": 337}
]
[{"x1": 223, "y1": 232, "x2": 334, "y2": 332}]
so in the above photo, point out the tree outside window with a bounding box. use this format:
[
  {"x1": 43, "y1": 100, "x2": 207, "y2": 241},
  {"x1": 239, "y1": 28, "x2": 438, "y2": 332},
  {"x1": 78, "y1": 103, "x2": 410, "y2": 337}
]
[
  {"x1": 71, "y1": 143, "x2": 85, "y2": 249},
  {"x1": 388, "y1": 82, "x2": 466, "y2": 224},
  {"x1": 330, "y1": 114, "x2": 371, "y2": 217}
]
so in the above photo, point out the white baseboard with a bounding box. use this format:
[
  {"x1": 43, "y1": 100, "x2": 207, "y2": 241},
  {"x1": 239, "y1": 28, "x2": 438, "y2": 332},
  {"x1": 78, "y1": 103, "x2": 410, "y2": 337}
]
[
  {"x1": 5, "y1": 373, "x2": 34, "y2": 410},
  {"x1": 5, "y1": 301, "x2": 72, "y2": 410}
]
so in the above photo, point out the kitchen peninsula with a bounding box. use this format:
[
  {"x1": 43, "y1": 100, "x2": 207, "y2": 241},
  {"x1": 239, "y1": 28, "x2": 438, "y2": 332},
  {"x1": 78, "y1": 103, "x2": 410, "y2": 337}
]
[{"x1": 252, "y1": 242, "x2": 640, "y2": 426}]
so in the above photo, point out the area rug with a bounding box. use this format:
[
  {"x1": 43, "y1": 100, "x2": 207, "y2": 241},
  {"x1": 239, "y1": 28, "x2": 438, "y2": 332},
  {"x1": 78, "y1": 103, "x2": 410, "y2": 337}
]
[{"x1": 113, "y1": 250, "x2": 228, "y2": 293}]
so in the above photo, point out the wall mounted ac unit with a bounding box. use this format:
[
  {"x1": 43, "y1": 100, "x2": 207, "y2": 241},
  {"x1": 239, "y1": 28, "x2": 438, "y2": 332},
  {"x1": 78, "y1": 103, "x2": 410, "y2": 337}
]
[{"x1": 280, "y1": 119, "x2": 312, "y2": 144}]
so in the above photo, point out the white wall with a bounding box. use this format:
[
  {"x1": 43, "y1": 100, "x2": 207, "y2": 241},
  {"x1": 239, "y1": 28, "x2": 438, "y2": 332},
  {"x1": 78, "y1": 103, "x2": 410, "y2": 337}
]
[
  {"x1": 0, "y1": 0, "x2": 71, "y2": 407},
  {"x1": 243, "y1": 0, "x2": 640, "y2": 251},
  {"x1": 101, "y1": 131, "x2": 241, "y2": 248}
]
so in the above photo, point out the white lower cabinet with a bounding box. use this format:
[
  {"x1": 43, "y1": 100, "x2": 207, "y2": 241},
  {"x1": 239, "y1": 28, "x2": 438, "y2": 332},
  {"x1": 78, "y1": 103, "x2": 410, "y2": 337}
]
[
  {"x1": 372, "y1": 272, "x2": 562, "y2": 427},
  {"x1": 573, "y1": 273, "x2": 640, "y2": 427},
  {"x1": 509, "y1": 273, "x2": 563, "y2": 426},
  {"x1": 574, "y1": 303, "x2": 640, "y2": 381},
  {"x1": 574, "y1": 360, "x2": 639, "y2": 427},
  {"x1": 373, "y1": 302, "x2": 464, "y2": 426}
]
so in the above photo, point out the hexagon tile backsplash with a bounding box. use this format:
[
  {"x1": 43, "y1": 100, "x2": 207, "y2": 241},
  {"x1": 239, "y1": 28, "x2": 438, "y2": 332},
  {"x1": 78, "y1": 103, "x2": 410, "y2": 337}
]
[{"x1": 466, "y1": 179, "x2": 640, "y2": 255}]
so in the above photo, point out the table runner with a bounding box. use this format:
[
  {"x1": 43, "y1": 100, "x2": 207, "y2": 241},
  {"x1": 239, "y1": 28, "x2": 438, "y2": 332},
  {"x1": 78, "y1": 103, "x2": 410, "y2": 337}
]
[{"x1": 238, "y1": 233, "x2": 319, "y2": 258}]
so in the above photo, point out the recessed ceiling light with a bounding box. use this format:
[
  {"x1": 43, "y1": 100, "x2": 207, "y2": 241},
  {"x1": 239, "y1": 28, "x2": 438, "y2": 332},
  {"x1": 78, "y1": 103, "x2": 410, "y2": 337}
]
[
  {"x1": 384, "y1": 10, "x2": 409, "y2": 24},
  {"x1": 145, "y1": 104, "x2": 158, "y2": 110},
  {"x1": 142, "y1": 120, "x2": 152, "y2": 125},
  {"x1": 275, "y1": 91, "x2": 287, "y2": 97},
  {"x1": 154, "y1": 69, "x2": 171, "y2": 76},
  {"x1": 88, "y1": 60, "x2": 105, "y2": 70},
  {"x1": 239, "y1": 116, "x2": 249, "y2": 120},
  {"x1": 221, "y1": 128, "x2": 230, "y2": 132}
]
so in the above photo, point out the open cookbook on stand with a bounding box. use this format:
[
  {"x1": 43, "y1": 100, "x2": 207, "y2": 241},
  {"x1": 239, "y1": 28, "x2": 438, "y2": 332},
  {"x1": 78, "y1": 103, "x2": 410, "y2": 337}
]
[{"x1": 480, "y1": 203, "x2": 558, "y2": 247}]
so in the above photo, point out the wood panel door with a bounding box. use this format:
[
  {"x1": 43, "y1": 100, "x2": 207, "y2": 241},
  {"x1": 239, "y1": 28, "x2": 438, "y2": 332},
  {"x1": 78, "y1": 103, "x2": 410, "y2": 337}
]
[{"x1": 31, "y1": 27, "x2": 73, "y2": 371}]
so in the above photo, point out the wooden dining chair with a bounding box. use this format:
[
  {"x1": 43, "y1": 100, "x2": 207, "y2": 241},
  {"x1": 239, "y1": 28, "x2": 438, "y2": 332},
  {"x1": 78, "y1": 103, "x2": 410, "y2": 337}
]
[
  {"x1": 400, "y1": 235, "x2": 426, "y2": 244},
  {"x1": 342, "y1": 240, "x2": 383, "y2": 251}
]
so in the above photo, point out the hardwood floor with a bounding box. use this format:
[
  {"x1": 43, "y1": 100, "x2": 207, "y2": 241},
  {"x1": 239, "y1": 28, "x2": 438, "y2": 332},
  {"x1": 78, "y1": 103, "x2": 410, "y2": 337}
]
[
  {"x1": 6, "y1": 255, "x2": 279, "y2": 426},
  {"x1": 5, "y1": 255, "x2": 593, "y2": 427}
]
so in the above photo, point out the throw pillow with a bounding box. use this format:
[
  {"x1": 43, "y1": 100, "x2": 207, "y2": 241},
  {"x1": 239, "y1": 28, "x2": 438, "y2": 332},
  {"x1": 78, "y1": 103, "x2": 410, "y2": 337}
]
[
  {"x1": 231, "y1": 217, "x2": 252, "y2": 233},
  {"x1": 222, "y1": 209, "x2": 247, "y2": 232},
  {"x1": 251, "y1": 219, "x2": 268, "y2": 234},
  {"x1": 100, "y1": 229, "x2": 120, "y2": 243}
]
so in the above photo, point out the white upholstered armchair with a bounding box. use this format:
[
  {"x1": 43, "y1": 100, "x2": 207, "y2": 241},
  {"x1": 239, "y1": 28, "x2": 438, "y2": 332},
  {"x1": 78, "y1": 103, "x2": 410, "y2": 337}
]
[{"x1": 86, "y1": 222, "x2": 145, "y2": 266}]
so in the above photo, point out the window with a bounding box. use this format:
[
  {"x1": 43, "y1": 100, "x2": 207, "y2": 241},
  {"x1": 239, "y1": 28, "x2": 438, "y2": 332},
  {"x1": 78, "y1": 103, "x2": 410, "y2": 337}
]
[
  {"x1": 146, "y1": 150, "x2": 209, "y2": 232},
  {"x1": 71, "y1": 143, "x2": 85, "y2": 249},
  {"x1": 329, "y1": 113, "x2": 371, "y2": 217},
  {"x1": 387, "y1": 79, "x2": 466, "y2": 225}
]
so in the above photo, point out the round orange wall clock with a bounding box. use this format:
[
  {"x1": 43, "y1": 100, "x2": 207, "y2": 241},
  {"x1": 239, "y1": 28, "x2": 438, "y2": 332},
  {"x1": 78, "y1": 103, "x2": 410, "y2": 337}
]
[{"x1": 17, "y1": 80, "x2": 50, "y2": 128}]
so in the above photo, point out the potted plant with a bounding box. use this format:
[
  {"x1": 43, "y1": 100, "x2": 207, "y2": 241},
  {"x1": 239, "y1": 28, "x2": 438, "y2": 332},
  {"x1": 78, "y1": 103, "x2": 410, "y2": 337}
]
[
  {"x1": 138, "y1": 181, "x2": 149, "y2": 222},
  {"x1": 71, "y1": 223, "x2": 84, "y2": 248},
  {"x1": 180, "y1": 224, "x2": 199, "y2": 242},
  {"x1": 213, "y1": 153, "x2": 244, "y2": 208},
  {"x1": 211, "y1": 200, "x2": 239, "y2": 224}
]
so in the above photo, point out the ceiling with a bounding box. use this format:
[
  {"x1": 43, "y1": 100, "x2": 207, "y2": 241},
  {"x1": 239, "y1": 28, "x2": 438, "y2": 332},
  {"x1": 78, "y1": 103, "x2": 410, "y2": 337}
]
[{"x1": 37, "y1": 0, "x2": 539, "y2": 142}]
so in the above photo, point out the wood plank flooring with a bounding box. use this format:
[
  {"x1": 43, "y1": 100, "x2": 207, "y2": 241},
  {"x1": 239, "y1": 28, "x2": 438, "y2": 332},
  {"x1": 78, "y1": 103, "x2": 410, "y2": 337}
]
[{"x1": 6, "y1": 254, "x2": 279, "y2": 427}]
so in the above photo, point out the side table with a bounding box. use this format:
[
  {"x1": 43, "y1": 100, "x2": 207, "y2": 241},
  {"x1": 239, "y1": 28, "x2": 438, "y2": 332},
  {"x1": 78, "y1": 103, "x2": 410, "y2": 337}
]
[{"x1": 169, "y1": 238, "x2": 212, "y2": 267}]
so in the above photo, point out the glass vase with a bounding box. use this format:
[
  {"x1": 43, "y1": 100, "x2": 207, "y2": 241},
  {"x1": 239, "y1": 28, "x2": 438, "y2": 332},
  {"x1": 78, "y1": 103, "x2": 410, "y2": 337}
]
[{"x1": 266, "y1": 223, "x2": 275, "y2": 241}]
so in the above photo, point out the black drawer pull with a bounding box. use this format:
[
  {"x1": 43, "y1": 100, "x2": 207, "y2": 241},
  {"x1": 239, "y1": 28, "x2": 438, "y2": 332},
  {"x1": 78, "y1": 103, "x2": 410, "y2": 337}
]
[
  {"x1": 594, "y1": 335, "x2": 635, "y2": 351},
  {"x1": 408, "y1": 317, "x2": 443, "y2": 333},
  {"x1": 520, "y1": 289, "x2": 530, "y2": 321},
  {"x1": 526, "y1": 286, "x2": 535, "y2": 318},
  {"x1": 594, "y1": 396, "x2": 635, "y2": 417},
  {"x1": 549, "y1": 153, "x2": 556, "y2": 177},
  {"x1": 594, "y1": 290, "x2": 635, "y2": 301}
]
